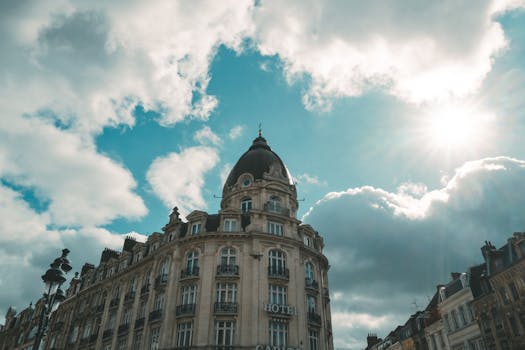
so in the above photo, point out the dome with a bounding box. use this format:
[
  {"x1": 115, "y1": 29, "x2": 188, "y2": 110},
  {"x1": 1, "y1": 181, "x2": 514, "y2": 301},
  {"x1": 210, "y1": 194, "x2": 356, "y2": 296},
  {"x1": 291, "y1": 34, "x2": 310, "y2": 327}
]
[{"x1": 223, "y1": 136, "x2": 292, "y2": 190}]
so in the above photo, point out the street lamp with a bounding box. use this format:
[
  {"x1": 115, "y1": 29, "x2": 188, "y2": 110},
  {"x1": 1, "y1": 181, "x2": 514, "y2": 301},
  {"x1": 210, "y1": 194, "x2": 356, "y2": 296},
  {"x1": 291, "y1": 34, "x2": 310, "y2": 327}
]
[{"x1": 33, "y1": 248, "x2": 72, "y2": 350}]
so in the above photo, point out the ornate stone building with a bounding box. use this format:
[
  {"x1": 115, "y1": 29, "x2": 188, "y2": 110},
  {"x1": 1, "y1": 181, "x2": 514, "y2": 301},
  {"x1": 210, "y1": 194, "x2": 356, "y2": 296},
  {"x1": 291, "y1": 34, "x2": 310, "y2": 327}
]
[{"x1": 4, "y1": 134, "x2": 333, "y2": 350}]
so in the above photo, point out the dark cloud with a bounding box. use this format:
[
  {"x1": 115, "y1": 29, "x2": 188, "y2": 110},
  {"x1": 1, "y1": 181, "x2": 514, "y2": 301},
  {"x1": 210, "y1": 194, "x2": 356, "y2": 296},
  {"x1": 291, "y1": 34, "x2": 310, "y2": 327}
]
[{"x1": 305, "y1": 156, "x2": 525, "y2": 347}]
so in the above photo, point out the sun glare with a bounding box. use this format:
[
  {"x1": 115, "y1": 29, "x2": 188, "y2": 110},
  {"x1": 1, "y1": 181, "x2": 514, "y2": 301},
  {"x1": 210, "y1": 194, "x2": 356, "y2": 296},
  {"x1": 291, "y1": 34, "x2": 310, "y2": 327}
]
[{"x1": 423, "y1": 103, "x2": 493, "y2": 150}]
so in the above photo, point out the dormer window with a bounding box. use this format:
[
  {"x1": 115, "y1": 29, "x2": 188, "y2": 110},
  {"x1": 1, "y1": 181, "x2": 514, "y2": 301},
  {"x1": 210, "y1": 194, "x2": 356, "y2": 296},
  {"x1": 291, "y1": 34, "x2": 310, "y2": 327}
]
[
  {"x1": 303, "y1": 235, "x2": 312, "y2": 247},
  {"x1": 223, "y1": 219, "x2": 238, "y2": 232},
  {"x1": 191, "y1": 223, "x2": 202, "y2": 235},
  {"x1": 241, "y1": 198, "x2": 252, "y2": 213}
]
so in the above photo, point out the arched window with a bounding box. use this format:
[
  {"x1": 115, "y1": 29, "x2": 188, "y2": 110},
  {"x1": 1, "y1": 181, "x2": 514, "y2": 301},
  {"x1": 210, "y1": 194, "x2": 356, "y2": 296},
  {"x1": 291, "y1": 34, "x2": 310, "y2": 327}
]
[
  {"x1": 268, "y1": 196, "x2": 281, "y2": 213},
  {"x1": 220, "y1": 248, "x2": 236, "y2": 266},
  {"x1": 268, "y1": 250, "x2": 287, "y2": 278},
  {"x1": 305, "y1": 262, "x2": 314, "y2": 282},
  {"x1": 241, "y1": 197, "x2": 252, "y2": 213}
]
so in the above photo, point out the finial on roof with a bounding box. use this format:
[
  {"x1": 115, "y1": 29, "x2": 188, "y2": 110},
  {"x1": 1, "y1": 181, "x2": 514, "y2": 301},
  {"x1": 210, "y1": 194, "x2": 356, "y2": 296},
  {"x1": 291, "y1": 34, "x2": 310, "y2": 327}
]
[{"x1": 258, "y1": 123, "x2": 262, "y2": 137}]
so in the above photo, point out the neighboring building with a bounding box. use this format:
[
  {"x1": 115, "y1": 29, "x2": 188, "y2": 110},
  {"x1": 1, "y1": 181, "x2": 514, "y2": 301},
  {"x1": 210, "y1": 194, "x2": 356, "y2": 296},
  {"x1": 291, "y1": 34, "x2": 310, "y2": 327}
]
[
  {"x1": 472, "y1": 234, "x2": 525, "y2": 350},
  {"x1": 424, "y1": 292, "x2": 450, "y2": 350},
  {"x1": 438, "y1": 272, "x2": 484, "y2": 350},
  {"x1": 1, "y1": 134, "x2": 334, "y2": 350}
]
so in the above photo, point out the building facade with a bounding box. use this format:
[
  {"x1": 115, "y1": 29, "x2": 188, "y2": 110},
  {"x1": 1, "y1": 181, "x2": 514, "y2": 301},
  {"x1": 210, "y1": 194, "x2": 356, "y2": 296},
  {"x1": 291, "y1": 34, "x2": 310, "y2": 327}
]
[
  {"x1": 472, "y1": 234, "x2": 525, "y2": 350},
  {"x1": 438, "y1": 272, "x2": 484, "y2": 350},
  {"x1": 0, "y1": 134, "x2": 333, "y2": 350}
]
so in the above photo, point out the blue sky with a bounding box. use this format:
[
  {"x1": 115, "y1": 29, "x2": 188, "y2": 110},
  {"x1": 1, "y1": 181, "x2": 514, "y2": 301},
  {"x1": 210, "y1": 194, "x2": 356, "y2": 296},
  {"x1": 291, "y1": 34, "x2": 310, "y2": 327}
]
[{"x1": 1, "y1": 1, "x2": 525, "y2": 348}]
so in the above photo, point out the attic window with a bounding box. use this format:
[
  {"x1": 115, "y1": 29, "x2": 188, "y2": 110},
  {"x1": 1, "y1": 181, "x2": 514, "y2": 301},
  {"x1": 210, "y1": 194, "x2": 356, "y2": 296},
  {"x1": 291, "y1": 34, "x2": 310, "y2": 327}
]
[
  {"x1": 224, "y1": 219, "x2": 237, "y2": 232},
  {"x1": 303, "y1": 235, "x2": 312, "y2": 247},
  {"x1": 191, "y1": 222, "x2": 202, "y2": 235}
]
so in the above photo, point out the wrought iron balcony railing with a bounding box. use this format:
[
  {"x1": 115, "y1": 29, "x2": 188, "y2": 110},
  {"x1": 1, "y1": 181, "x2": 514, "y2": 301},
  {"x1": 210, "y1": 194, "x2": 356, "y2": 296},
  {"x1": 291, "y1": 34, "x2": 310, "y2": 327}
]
[
  {"x1": 214, "y1": 302, "x2": 238, "y2": 314},
  {"x1": 181, "y1": 267, "x2": 199, "y2": 279},
  {"x1": 176, "y1": 303, "x2": 196, "y2": 316},
  {"x1": 216, "y1": 264, "x2": 239, "y2": 276},
  {"x1": 268, "y1": 266, "x2": 289, "y2": 280}
]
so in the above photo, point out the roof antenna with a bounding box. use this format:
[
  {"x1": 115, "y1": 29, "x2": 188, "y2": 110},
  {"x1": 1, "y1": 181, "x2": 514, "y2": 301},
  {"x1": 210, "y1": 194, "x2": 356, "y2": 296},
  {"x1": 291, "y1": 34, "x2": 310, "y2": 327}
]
[{"x1": 258, "y1": 123, "x2": 262, "y2": 137}]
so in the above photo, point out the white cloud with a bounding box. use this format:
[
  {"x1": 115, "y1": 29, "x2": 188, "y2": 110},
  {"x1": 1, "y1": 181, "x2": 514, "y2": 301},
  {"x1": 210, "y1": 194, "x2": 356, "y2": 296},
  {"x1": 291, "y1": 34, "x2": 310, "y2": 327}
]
[
  {"x1": 253, "y1": 0, "x2": 524, "y2": 109},
  {"x1": 228, "y1": 125, "x2": 244, "y2": 140},
  {"x1": 146, "y1": 146, "x2": 220, "y2": 215},
  {"x1": 194, "y1": 126, "x2": 222, "y2": 146},
  {"x1": 0, "y1": 117, "x2": 147, "y2": 227},
  {"x1": 0, "y1": 182, "x2": 129, "y2": 316},
  {"x1": 304, "y1": 156, "x2": 525, "y2": 348},
  {"x1": 294, "y1": 173, "x2": 327, "y2": 186}
]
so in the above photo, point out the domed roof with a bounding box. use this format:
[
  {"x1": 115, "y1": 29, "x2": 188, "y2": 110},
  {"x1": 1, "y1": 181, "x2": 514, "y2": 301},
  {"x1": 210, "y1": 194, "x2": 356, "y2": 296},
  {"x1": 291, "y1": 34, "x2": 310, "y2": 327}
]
[{"x1": 224, "y1": 136, "x2": 292, "y2": 189}]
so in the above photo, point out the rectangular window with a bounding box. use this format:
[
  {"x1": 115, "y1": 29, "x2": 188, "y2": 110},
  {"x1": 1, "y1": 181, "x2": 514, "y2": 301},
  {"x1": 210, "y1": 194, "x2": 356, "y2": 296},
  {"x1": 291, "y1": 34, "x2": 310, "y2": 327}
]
[
  {"x1": 177, "y1": 322, "x2": 193, "y2": 347},
  {"x1": 499, "y1": 287, "x2": 510, "y2": 304},
  {"x1": 216, "y1": 283, "x2": 237, "y2": 302},
  {"x1": 139, "y1": 302, "x2": 147, "y2": 318},
  {"x1": 133, "y1": 333, "x2": 142, "y2": 350},
  {"x1": 269, "y1": 284, "x2": 287, "y2": 305},
  {"x1": 122, "y1": 307, "x2": 132, "y2": 324},
  {"x1": 267, "y1": 221, "x2": 284, "y2": 236},
  {"x1": 444, "y1": 314, "x2": 451, "y2": 332},
  {"x1": 459, "y1": 305, "x2": 468, "y2": 325},
  {"x1": 509, "y1": 282, "x2": 520, "y2": 301},
  {"x1": 307, "y1": 295, "x2": 317, "y2": 313},
  {"x1": 118, "y1": 338, "x2": 127, "y2": 350},
  {"x1": 154, "y1": 293, "x2": 165, "y2": 310},
  {"x1": 108, "y1": 312, "x2": 116, "y2": 330},
  {"x1": 215, "y1": 320, "x2": 235, "y2": 346},
  {"x1": 451, "y1": 310, "x2": 459, "y2": 329},
  {"x1": 223, "y1": 219, "x2": 238, "y2": 232},
  {"x1": 509, "y1": 316, "x2": 520, "y2": 336},
  {"x1": 181, "y1": 285, "x2": 197, "y2": 304},
  {"x1": 309, "y1": 329, "x2": 319, "y2": 350},
  {"x1": 191, "y1": 223, "x2": 201, "y2": 235},
  {"x1": 269, "y1": 321, "x2": 288, "y2": 347},
  {"x1": 149, "y1": 327, "x2": 160, "y2": 350}
]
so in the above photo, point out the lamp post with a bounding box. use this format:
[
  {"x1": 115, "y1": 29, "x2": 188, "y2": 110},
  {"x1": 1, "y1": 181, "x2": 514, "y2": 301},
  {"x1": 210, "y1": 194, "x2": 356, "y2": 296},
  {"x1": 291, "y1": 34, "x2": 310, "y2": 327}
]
[{"x1": 33, "y1": 248, "x2": 72, "y2": 350}]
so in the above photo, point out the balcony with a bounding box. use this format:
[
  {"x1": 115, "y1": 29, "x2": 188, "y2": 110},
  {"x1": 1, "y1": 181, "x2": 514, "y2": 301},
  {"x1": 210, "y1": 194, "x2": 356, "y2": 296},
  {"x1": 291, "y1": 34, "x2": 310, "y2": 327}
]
[
  {"x1": 109, "y1": 297, "x2": 120, "y2": 308},
  {"x1": 102, "y1": 329, "x2": 113, "y2": 339},
  {"x1": 176, "y1": 303, "x2": 196, "y2": 317},
  {"x1": 155, "y1": 274, "x2": 168, "y2": 289},
  {"x1": 263, "y1": 202, "x2": 290, "y2": 216},
  {"x1": 140, "y1": 284, "x2": 150, "y2": 296},
  {"x1": 79, "y1": 337, "x2": 89, "y2": 346},
  {"x1": 308, "y1": 312, "x2": 322, "y2": 326},
  {"x1": 181, "y1": 267, "x2": 199, "y2": 279},
  {"x1": 149, "y1": 309, "x2": 163, "y2": 322},
  {"x1": 118, "y1": 323, "x2": 130, "y2": 336},
  {"x1": 305, "y1": 278, "x2": 319, "y2": 291},
  {"x1": 214, "y1": 302, "x2": 238, "y2": 314},
  {"x1": 134, "y1": 317, "x2": 145, "y2": 330},
  {"x1": 268, "y1": 266, "x2": 289, "y2": 280},
  {"x1": 124, "y1": 291, "x2": 136, "y2": 303},
  {"x1": 216, "y1": 264, "x2": 239, "y2": 277}
]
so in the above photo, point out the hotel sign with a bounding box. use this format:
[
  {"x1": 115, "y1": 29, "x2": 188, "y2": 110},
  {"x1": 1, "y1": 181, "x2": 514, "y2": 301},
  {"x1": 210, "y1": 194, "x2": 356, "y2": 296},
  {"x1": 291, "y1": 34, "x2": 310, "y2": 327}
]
[{"x1": 263, "y1": 303, "x2": 297, "y2": 316}]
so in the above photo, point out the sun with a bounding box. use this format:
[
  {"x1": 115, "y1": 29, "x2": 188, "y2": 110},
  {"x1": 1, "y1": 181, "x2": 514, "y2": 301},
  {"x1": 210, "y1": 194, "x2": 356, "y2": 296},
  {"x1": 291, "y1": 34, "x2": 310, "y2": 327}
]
[{"x1": 423, "y1": 103, "x2": 492, "y2": 150}]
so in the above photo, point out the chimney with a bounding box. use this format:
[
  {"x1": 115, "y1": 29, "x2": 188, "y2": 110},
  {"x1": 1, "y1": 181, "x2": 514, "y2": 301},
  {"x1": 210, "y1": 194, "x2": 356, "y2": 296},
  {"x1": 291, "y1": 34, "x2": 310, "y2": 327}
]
[{"x1": 367, "y1": 333, "x2": 380, "y2": 348}]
